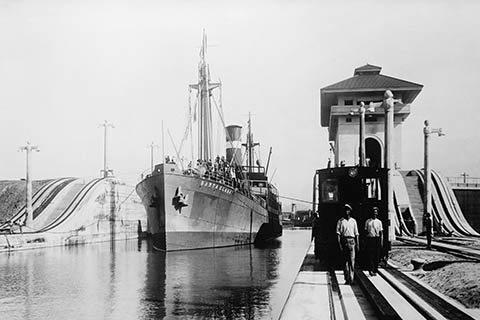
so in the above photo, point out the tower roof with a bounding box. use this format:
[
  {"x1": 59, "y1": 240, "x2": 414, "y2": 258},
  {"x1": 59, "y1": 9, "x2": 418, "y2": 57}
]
[
  {"x1": 354, "y1": 64, "x2": 382, "y2": 75},
  {"x1": 320, "y1": 65, "x2": 423, "y2": 127}
]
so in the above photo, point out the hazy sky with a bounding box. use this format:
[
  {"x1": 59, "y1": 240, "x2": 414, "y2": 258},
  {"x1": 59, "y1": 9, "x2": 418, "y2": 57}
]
[{"x1": 1, "y1": 0, "x2": 480, "y2": 209}]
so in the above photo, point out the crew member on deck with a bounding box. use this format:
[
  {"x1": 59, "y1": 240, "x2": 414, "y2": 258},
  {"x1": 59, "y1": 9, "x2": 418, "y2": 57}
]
[
  {"x1": 364, "y1": 207, "x2": 383, "y2": 276},
  {"x1": 336, "y1": 204, "x2": 359, "y2": 285}
]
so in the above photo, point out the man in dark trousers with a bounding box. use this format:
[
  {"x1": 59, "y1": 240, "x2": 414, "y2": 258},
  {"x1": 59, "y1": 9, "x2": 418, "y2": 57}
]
[
  {"x1": 336, "y1": 204, "x2": 359, "y2": 285},
  {"x1": 364, "y1": 207, "x2": 383, "y2": 276}
]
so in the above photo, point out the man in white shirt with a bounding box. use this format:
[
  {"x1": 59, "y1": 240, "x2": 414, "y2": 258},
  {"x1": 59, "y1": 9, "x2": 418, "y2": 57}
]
[
  {"x1": 336, "y1": 204, "x2": 359, "y2": 285},
  {"x1": 365, "y1": 207, "x2": 383, "y2": 276}
]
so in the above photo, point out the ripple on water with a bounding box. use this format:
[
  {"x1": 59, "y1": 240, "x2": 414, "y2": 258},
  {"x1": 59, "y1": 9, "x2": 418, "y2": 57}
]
[{"x1": 0, "y1": 230, "x2": 311, "y2": 320}]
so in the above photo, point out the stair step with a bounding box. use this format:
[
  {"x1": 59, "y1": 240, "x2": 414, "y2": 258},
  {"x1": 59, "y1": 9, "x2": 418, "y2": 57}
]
[{"x1": 399, "y1": 171, "x2": 424, "y2": 231}]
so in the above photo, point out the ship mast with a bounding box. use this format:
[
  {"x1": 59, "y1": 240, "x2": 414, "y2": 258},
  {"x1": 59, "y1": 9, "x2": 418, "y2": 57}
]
[
  {"x1": 190, "y1": 31, "x2": 220, "y2": 161},
  {"x1": 245, "y1": 112, "x2": 260, "y2": 173}
]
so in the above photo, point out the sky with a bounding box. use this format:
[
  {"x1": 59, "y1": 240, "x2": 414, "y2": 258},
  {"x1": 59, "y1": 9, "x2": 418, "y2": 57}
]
[{"x1": 1, "y1": 0, "x2": 480, "y2": 210}]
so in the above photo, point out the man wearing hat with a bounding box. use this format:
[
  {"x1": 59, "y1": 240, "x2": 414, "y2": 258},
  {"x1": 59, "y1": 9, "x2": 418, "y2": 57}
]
[
  {"x1": 336, "y1": 204, "x2": 359, "y2": 285},
  {"x1": 365, "y1": 207, "x2": 383, "y2": 276}
]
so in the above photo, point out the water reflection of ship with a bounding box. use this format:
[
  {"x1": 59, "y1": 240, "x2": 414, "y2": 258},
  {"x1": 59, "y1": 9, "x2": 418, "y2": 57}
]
[
  {"x1": 135, "y1": 32, "x2": 282, "y2": 251},
  {"x1": 141, "y1": 243, "x2": 280, "y2": 319}
]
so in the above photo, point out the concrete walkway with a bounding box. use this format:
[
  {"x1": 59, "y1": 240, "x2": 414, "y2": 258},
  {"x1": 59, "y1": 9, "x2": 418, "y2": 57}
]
[{"x1": 279, "y1": 242, "x2": 377, "y2": 320}]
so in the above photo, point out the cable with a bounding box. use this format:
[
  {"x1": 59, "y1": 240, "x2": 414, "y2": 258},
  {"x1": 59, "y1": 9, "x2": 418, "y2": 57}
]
[{"x1": 278, "y1": 195, "x2": 313, "y2": 204}]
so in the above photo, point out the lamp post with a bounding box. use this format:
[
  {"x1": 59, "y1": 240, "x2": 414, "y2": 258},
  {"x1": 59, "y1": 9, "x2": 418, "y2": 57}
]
[
  {"x1": 363, "y1": 91, "x2": 401, "y2": 242},
  {"x1": 350, "y1": 102, "x2": 375, "y2": 166},
  {"x1": 369, "y1": 90, "x2": 402, "y2": 242},
  {"x1": 423, "y1": 120, "x2": 445, "y2": 249},
  {"x1": 99, "y1": 120, "x2": 115, "y2": 178},
  {"x1": 383, "y1": 90, "x2": 396, "y2": 243},
  {"x1": 351, "y1": 90, "x2": 402, "y2": 242},
  {"x1": 461, "y1": 172, "x2": 469, "y2": 184},
  {"x1": 19, "y1": 142, "x2": 40, "y2": 227},
  {"x1": 359, "y1": 103, "x2": 366, "y2": 166}
]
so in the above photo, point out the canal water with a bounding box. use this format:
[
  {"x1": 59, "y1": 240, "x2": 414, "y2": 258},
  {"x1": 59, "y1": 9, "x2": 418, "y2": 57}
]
[{"x1": 0, "y1": 229, "x2": 311, "y2": 320}]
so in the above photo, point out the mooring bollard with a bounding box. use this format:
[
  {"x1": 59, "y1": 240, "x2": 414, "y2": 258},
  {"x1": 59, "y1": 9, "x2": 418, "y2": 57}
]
[{"x1": 411, "y1": 258, "x2": 426, "y2": 271}]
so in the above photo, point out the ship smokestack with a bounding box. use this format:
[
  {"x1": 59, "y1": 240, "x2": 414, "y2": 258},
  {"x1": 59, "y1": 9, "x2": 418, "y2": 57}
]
[{"x1": 225, "y1": 125, "x2": 242, "y2": 166}]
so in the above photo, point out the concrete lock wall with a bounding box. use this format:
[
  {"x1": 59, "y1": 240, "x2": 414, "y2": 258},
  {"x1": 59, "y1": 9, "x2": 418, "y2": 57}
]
[
  {"x1": 452, "y1": 189, "x2": 480, "y2": 233},
  {"x1": 0, "y1": 178, "x2": 146, "y2": 252}
]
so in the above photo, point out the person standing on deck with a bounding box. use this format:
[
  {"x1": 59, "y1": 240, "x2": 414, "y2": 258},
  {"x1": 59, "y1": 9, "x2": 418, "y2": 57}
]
[
  {"x1": 365, "y1": 207, "x2": 383, "y2": 276},
  {"x1": 336, "y1": 204, "x2": 359, "y2": 285}
]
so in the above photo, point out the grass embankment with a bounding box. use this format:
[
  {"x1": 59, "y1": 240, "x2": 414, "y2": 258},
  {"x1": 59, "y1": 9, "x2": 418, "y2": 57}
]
[{"x1": 0, "y1": 180, "x2": 52, "y2": 224}]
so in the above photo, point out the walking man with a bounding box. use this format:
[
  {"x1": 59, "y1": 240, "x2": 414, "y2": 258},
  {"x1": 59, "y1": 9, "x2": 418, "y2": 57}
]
[
  {"x1": 336, "y1": 204, "x2": 359, "y2": 285},
  {"x1": 365, "y1": 207, "x2": 383, "y2": 276}
]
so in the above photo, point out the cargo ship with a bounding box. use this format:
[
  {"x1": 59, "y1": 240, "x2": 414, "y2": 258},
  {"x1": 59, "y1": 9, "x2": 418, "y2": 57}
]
[{"x1": 135, "y1": 33, "x2": 282, "y2": 251}]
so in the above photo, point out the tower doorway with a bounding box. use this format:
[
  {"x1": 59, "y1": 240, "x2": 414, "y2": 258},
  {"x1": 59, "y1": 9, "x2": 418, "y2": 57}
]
[{"x1": 366, "y1": 137, "x2": 382, "y2": 167}]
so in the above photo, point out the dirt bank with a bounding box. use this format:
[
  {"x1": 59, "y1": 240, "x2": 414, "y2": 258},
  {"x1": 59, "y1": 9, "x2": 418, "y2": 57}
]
[{"x1": 389, "y1": 245, "x2": 480, "y2": 309}]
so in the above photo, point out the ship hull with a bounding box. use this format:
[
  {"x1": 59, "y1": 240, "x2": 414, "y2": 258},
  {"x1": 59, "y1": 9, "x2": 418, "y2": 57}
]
[{"x1": 136, "y1": 164, "x2": 274, "y2": 251}]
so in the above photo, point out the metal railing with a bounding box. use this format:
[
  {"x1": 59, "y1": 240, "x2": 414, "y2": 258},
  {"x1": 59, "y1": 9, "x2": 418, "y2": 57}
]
[
  {"x1": 143, "y1": 163, "x2": 273, "y2": 206},
  {"x1": 446, "y1": 176, "x2": 480, "y2": 188}
]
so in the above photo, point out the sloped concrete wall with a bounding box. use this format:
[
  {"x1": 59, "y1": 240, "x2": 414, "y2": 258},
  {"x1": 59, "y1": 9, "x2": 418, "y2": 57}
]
[{"x1": 0, "y1": 177, "x2": 146, "y2": 252}]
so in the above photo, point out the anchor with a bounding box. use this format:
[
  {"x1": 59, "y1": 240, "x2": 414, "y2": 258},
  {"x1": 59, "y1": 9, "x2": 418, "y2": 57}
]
[{"x1": 172, "y1": 186, "x2": 188, "y2": 213}]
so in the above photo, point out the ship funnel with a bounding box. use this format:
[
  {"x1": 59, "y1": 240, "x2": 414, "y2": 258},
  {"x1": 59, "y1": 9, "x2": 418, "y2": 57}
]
[{"x1": 226, "y1": 125, "x2": 242, "y2": 166}]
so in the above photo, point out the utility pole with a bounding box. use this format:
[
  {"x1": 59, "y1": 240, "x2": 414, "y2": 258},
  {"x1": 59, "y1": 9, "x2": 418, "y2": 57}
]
[
  {"x1": 19, "y1": 141, "x2": 40, "y2": 227},
  {"x1": 423, "y1": 120, "x2": 445, "y2": 249},
  {"x1": 148, "y1": 142, "x2": 160, "y2": 173},
  {"x1": 99, "y1": 120, "x2": 115, "y2": 178}
]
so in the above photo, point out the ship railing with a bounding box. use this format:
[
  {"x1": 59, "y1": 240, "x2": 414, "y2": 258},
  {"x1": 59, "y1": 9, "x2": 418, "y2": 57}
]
[
  {"x1": 253, "y1": 194, "x2": 267, "y2": 208},
  {"x1": 203, "y1": 171, "x2": 236, "y2": 188},
  {"x1": 181, "y1": 168, "x2": 260, "y2": 198},
  {"x1": 182, "y1": 168, "x2": 236, "y2": 189},
  {"x1": 242, "y1": 165, "x2": 265, "y2": 174}
]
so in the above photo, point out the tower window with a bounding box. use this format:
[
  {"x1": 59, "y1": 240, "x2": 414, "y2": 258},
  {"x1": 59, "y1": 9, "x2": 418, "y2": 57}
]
[{"x1": 346, "y1": 117, "x2": 352, "y2": 123}]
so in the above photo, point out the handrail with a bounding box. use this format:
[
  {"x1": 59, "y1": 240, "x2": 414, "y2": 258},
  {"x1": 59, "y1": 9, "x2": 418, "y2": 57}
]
[
  {"x1": 418, "y1": 169, "x2": 479, "y2": 237},
  {"x1": 416, "y1": 170, "x2": 456, "y2": 235},
  {"x1": 433, "y1": 171, "x2": 468, "y2": 235},
  {"x1": 38, "y1": 178, "x2": 105, "y2": 232},
  {"x1": 0, "y1": 178, "x2": 73, "y2": 228},
  {"x1": 393, "y1": 191, "x2": 412, "y2": 236},
  {"x1": 429, "y1": 170, "x2": 465, "y2": 235},
  {"x1": 33, "y1": 178, "x2": 77, "y2": 220},
  {"x1": 433, "y1": 170, "x2": 479, "y2": 236}
]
